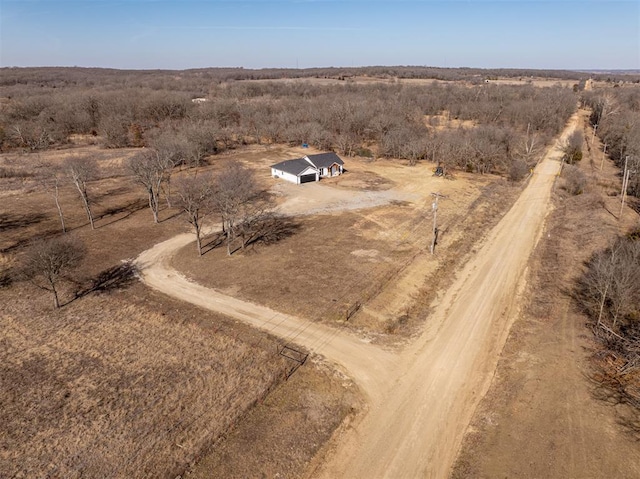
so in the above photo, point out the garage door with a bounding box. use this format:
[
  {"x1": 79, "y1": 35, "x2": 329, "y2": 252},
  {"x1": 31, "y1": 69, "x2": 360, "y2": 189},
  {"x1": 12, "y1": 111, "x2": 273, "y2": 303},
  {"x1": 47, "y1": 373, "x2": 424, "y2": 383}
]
[{"x1": 299, "y1": 174, "x2": 316, "y2": 184}]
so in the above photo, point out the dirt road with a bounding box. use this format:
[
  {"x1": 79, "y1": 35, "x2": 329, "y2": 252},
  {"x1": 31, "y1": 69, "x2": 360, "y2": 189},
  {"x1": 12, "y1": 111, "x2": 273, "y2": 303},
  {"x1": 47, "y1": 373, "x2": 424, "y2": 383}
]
[{"x1": 135, "y1": 114, "x2": 578, "y2": 478}]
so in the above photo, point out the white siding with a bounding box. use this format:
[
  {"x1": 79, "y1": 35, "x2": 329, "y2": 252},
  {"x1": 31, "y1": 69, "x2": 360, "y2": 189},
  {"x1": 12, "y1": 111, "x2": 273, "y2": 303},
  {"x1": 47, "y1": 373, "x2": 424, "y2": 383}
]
[
  {"x1": 272, "y1": 165, "x2": 320, "y2": 184},
  {"x1": 272, "y1": 168, "x2": 300, "y2": 184}
]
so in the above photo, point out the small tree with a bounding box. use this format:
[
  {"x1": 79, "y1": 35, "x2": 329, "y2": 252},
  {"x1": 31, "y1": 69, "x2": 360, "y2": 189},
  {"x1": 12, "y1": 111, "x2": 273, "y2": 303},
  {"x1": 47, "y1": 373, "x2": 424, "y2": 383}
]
[
  {"x1": 36, "y1": 159, "x2": 67, "y2": 233},
  {"x1": 20, "y1": 235, "x2": 86, "y2": 308},
  {"x1": 148, "y1": 132, "x2": 185, "y2": 206},
  {"x1": 66, "y1": 156, "x2": 97, "y2": 230},
  {"x1": 173, "y1": 173, "x2": 213, "y2": 256},
  {"x1": 128, "y1": 149, "x2": 174, "y2": 223},
  {"x1": 212, "y1": 162, "x2": 263, "y2": 255}
]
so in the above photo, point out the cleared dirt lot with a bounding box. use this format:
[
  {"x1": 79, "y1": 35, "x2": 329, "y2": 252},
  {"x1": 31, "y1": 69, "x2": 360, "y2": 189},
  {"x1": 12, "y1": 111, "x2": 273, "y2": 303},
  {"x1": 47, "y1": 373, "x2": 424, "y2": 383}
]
[{"x1": 174, "y1": 147, "x2": 516, "y2": 335}]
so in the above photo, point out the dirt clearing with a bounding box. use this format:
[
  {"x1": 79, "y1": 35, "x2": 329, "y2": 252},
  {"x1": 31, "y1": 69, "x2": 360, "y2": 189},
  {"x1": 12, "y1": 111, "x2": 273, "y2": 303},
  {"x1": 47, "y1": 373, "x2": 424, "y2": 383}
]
[{"x1": 173, "y1": 147, "x2": 512, "y2": 334}]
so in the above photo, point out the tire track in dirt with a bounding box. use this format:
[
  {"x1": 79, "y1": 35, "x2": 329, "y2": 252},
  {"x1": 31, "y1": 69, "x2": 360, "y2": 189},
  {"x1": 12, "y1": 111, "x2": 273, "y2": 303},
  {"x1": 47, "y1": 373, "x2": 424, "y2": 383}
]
[{"x1": 135, "y1": 114, "x2": 578, "y2": 478}]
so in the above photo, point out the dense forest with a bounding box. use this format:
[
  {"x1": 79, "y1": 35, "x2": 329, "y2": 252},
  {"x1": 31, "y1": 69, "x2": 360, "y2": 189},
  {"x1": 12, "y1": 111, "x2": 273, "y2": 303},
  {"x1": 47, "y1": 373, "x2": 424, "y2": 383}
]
[{"x1": 0, "y1": 66, "x2": 583, "y2": 178}]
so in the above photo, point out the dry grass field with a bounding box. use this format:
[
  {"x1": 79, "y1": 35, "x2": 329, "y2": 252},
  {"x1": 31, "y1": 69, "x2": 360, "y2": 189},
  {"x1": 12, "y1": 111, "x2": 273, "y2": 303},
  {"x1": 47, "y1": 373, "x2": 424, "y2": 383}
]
[
  {"x1": 186, "y1": 357, "x2": 359, "y2": 479},
  {"x1": 1, "y1": 286, "x2": 288, "y2": 478},
  {"x1": 0, "y1": 143, "x2": 358, "y2": 478}
]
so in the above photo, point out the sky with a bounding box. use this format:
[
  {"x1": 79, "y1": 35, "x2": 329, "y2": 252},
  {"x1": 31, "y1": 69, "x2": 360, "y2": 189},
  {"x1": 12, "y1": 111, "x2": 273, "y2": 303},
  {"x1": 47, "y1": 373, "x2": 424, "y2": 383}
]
[{"x1": 0, "y1": 0, "x2": 638, "y2": 70}]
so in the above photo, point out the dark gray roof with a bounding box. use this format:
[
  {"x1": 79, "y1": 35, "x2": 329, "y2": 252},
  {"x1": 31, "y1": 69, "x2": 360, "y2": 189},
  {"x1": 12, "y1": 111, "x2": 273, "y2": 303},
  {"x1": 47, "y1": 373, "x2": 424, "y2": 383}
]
[
  {"x1": 271, "y1": 158, "x2": 316, "y2": 176},
  {"x1": 306, "y1": 152, "x2": 344, "y2": 168}
]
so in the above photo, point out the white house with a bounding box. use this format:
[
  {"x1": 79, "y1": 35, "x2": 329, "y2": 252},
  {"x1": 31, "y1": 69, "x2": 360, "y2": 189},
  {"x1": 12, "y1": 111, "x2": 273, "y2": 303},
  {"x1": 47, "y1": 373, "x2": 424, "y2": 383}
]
[{"x1": 271, "y1": 152, "x2": 344, "y2": 185}]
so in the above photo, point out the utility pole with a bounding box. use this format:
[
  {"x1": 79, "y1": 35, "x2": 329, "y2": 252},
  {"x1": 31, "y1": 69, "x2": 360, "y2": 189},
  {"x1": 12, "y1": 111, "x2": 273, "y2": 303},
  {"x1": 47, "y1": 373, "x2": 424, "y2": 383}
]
[
  {"x1": 430, "y1": 193, "x2": 446, "y2": 254},
  {"x1": 600, "y1": 142, "x2": 607, "y2": 171},
  {"x1": 619, "y1": 156, "x2": 630, "y2": 220}
]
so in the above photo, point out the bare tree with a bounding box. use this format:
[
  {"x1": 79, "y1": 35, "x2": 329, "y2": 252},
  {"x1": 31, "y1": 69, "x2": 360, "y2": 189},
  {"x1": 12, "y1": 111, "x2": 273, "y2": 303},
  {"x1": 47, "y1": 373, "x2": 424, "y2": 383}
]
[
  {"x1": 580, "y1": 239, "x2": 640, "y2": 330},
  {"x1": 235, "y1": 193, "x2": 276, "y2": 251},
  {"x1": 518, "y1": 123, "x2": 545, "y2": 163},
  {"x1": 128, "y1": 149, "x2": 173, "y2": 224},
  {"x1": 212, "y1": 162, "x2": 263, "y2": 255},
  {"x1": 173, "y1": 173, "x2": 214, "y2": 256},
  {"x1": 20, "y1": 235, "x2": 86, "y2": 308},
  {"x1": 66, "y1": 156, "x2": 97, "y2": 230},
  {"x1": 148, "y1": 132, "x2": 186, "y2": 206},
  {"x1": 180, "y1": 121, "x2": 220, "y2": 169},
  {"x1": 41, "y1": 167, "x2": 67, "y2": 233},
  {"x1": 10, "y1": 122, "x2": 53, "y2": 151},
  {"x1": 608, "y1": 242, "x2": 640, "y2": 329}
]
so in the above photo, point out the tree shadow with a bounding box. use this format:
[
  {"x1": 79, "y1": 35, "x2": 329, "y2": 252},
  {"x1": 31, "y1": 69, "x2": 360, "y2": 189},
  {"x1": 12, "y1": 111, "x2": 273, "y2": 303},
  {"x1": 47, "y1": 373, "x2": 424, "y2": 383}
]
[
  {"x1": 201, "y1": 216, "x2": 301, "y2": 256},
  {"x1": 201, "y1": 232, "x2": 227, "y2": 255},
  {"x1": 0, "y1": 228, "x2": 63, "y2": 254},
  {"x1": 92, "y1": 185, "x2": 131, "y2": 203},
  {"x1": 159, "y1": 208, "x2": 182, "y2": 223},
  {"x1": 69, "y1": 262, "x2": 138, "y2": 304},
  {"x1": 0, "y1": 212, "x2": 47, "y2": 232},
  {"x1": 588, "y1": 371, "x2": 640, "y2": 441},
  {"x1": 243, "y1": 215, "x2": 301, "y2": 249},
  {"x1": 97, "y1": 198, "x2": 147, "y2": 228}
]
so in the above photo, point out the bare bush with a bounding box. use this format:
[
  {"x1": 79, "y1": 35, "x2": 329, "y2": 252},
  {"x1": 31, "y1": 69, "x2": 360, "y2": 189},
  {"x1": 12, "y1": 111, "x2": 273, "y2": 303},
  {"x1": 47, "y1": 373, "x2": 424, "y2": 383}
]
[
  {"x1": 562, "y1": 164, "x2": 587, "y2": 195},
  {"x1": 578, "y1": 237, "x2": 640, "y2": 407},
  {"x1": 562, "y1": 130, "x2": 584, "y2": 164},
  {"x1": 579, "y1": 238, "x2": 640, "y2": 332},
  {"x1": 509, "y1": 159, "x2": 530, "y2": 181}
]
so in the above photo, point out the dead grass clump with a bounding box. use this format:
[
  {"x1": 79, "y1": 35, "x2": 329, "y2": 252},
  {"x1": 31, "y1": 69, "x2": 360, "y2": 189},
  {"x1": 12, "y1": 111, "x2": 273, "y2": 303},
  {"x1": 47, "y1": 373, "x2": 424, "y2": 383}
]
[
  {"x1": 0, "y1": 252, "x2": 14, "y2": 288},
  {"x1": 0, "y1": 166, "x2": 33, "y2": 178},
  {"x1": 0, "y1": 292, "x2": 288, "y2": 478}
]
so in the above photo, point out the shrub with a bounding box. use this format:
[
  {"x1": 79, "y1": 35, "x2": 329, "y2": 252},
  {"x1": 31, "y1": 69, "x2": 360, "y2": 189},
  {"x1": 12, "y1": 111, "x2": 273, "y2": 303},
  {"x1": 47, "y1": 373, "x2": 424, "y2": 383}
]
[
  {"x1": 562, "y1": 164, "x2": 587, "y2": 195},
  {"x1": 508, "y1": 159, "x2": 530, "y2": 181},
  {"x1": 563, "y1": 130, "x2": 584, "y2": 164}
]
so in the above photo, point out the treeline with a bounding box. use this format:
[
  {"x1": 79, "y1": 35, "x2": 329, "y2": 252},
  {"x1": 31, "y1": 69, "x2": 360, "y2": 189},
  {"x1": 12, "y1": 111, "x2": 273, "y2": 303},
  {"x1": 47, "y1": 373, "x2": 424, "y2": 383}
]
[
  {"x1": 583, "y1": 86, "x2": 640, "y2": 197},
  {"x1": 578, "y1": 232, "x2": 640, "y2": 408},
  {"x1": 0, "y1": 79, "x2": 577, "y2": 177},
  {"x1": 0, "y1": 65, "x2": 602, "y2": 90}
]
